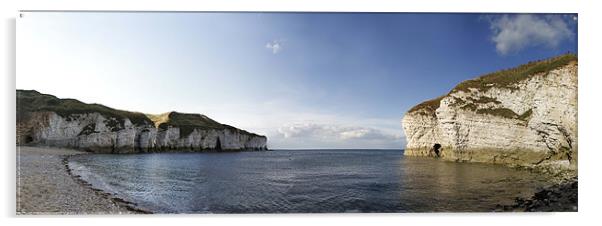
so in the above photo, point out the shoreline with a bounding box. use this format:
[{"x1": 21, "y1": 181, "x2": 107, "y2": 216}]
[
  {"x1": 16, "y1": 146, "x2": 143, "y2": 214},
  {"x1": 62, "y1": 155, "x2": 153, "y2": 214},
  {"x1": 503, "y1": 163, "x2": 578, "y2": 212},
  {"x1": 405, "y1": 150, "x2": 578, "y2": 212},
  {"x1": 497, "y1": 177, "x2": 578, "y2": 212}
]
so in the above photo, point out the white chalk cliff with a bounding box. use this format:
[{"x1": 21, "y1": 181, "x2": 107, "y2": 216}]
[
  {"x1": 16, "y1": 91, "x2": 267, "y2": 153},
  {"x1": 402, "y1": 54, "x2": 577, "y2": 169}
]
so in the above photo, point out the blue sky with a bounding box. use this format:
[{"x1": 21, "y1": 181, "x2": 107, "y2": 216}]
[{"x1": 17, "y1": 12, "x2": 577, "y2": 149}]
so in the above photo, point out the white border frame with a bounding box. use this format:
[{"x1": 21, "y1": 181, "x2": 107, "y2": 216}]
[{"x1": 2, "y1": 0, "x2": 601, "y2": 226}]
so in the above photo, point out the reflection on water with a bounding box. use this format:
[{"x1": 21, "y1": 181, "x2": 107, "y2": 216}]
[{"x1": 68, "y1": 149, "x2": 551, "y2": 213}]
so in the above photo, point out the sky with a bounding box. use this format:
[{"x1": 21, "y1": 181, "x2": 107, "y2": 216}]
[{"x1": 16, "y1": 12, "x2": 577, "y2": 149}]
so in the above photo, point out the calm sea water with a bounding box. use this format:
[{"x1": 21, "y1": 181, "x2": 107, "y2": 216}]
[{"x1": 68, "y1": 149, "x2": 550, "y2": 213}]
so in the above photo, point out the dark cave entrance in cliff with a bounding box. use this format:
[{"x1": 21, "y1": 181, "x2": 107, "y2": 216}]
[
  {"x1": 215, "y1": 137, "x2": 222, "y2": 150},
  {"x1": 433, "y1": 143, "x2": 441, "y2": 157},
  {"x1": 25, "y1": 135, "x2": 33, "y2": 143}
]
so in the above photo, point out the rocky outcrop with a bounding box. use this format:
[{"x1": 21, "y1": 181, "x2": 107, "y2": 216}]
[
  {"x1": 402, "y1": 54, "x2": 577, "y2": 169},
  {"x1": 16, "y1": 90, "x2": 267, "y2": 153},
  {"x1": 500, "y1": 178, "x2": 578, "y2": 212}
]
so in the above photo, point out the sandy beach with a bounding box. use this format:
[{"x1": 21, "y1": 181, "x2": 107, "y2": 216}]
[{"x1": 16, "y1": 146, "x2": 133, "y2": 214}]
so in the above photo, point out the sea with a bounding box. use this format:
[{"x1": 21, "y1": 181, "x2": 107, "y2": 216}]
[{"x1": 68, "y1": 149, "x2": 551, "y2": 213}]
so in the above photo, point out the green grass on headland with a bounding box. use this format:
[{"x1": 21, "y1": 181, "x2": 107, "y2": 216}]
[
  {"x1": 408, "y1": 53, "x2": 577, "y2": 116},
  {"x1": 407, "y1": 96, "x2": 444, "y2": 116},
  {"x1": 16, "y1": 90, "x2": 266, "y2": 139},
  {"x1": 147, "y1": 111, "x2": 264, "y2": 138},
  {"x1": 16, "y1": 90, "x2": 152, "y2": 126},
  {"x1": 451, "y1": 53, "x2": 577, "y2": 93}
]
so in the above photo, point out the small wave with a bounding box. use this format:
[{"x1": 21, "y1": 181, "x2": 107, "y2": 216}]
[
  {"x1": 69, "y1": 160, "x2": 116, "y2": 195},
  {"x1": 67, "y1": 156, "x2": 153, "y2": 213}
]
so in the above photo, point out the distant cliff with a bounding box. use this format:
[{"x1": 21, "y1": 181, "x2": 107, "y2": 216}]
[
  {"x1": 16, "y1": 90, "x2": 267, "y2": 153},
  {"x1": 402, "y1": 54, "x2": 577, "y2": 170}
]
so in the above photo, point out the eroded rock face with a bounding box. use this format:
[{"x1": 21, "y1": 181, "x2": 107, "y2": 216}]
[
  {"x1": 17, "y1": 112, "x2": 268, "y2": 153},
  {"x1": 402, "y1": 63, "x2": 577, "y2": 169}
]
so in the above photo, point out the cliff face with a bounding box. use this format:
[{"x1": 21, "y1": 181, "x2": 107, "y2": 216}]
[
  {"x1": 402, "y1": 54, "x2": 577, "y2": 169},
  {"x1": 16, "y1": 90, "x2": 267, "y2": 153}
]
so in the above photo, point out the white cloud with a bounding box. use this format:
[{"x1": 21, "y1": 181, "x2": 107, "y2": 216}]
[
  {"x1": 277, "y1": 122, "x2": 402, "y2": 142},
  {"x1": 273, "y1": 122, "x2": 404, "y2": 149},
  {"x1": 195, "y1": 96, "x2": 406, "y2": 149},
  {"x1": 265, "y1": 40, "x2": 283, "y2": 54},
  {"x1": 488, "y1": 14, "x2": 574, "y2": 55}
]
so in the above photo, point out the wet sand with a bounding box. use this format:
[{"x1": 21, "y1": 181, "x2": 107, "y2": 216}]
[{"x1": 16, "y1": 146, "x2": 134, "y2": 214}]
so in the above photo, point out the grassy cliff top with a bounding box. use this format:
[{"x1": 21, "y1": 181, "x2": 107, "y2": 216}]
[
  {"x1": 16, "y1": 90, "x2": 153, "y2": 126},
  {"x1": 407, "y1": 96, "x2": 444, "y2": 116},
  {"x1": 147, "y1": 111, "x2": 265, "y2": 138},
  {"x1": 147, "y1": 111, "x2": 224, "y2": 130},
  {"x1": 451, "y1": 53, "x2": 577, "y2": 93},
  {"x1": 408, "y1": 53, "x2": 577, "y2": 115},
  {"x1": 16, "y1": 90, "x2": 266, "y2": 138}
]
